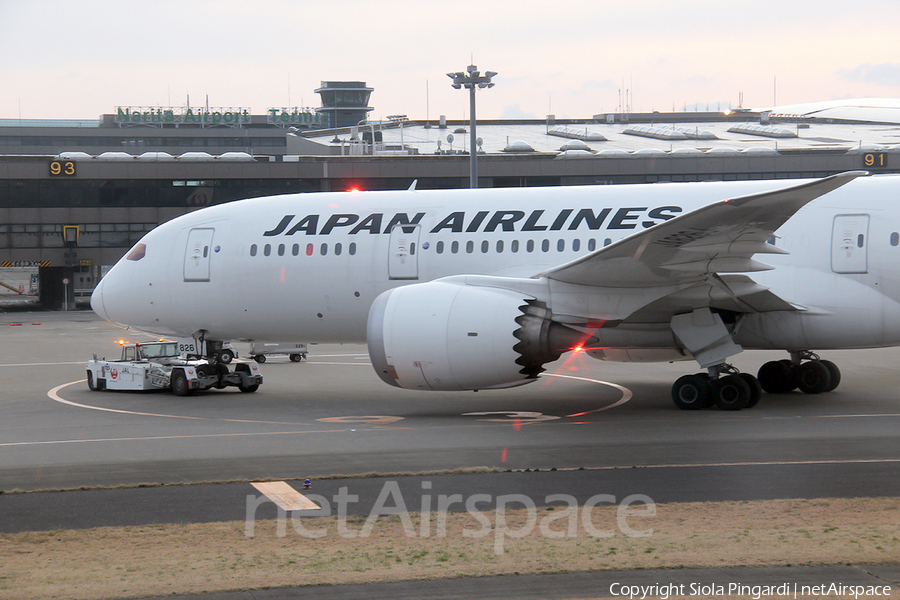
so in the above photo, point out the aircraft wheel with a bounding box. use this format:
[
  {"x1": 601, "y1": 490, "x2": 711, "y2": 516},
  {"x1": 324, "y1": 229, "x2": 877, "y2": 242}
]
[
  {"x1": 738, "y1": 373, "x2": 762, "y2": 408},
  {"x1": 758, "y1": 360, "x2": 795, "y2": 394},
  {"x1": 171, "y1": 371, "x2": 192, "y2": 396},
  {"x1": 779, "y1": 359, "x2": 800, "y2": 392},
  {"x1": 819, "y1": 359, "x2": 841, "y2": 392},
  {"x1": 712, "y1": 374, "x2": 750, "y2": 411},
  {"x1": 797, "y1": 360, "x2": 831, "y2": 394},
  {"x1": 672, "y1": 374, "x2": 711, "y2": 410}
]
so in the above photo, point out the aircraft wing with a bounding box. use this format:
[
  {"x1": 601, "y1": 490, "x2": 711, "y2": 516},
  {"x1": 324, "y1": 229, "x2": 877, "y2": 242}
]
[{"x1": 540, "y1": 171, "x2": 866, "y2": 292}]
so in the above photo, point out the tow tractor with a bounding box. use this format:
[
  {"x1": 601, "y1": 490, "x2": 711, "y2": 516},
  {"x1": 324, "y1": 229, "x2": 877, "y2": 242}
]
[{"x1": 86, "y1": 338, "x2": 262, "y2": 396}]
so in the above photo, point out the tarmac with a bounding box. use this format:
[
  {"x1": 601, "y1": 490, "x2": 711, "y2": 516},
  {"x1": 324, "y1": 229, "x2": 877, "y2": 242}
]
[{"x1": 2, "y1": 300, "x2": 898, "y2": 599}]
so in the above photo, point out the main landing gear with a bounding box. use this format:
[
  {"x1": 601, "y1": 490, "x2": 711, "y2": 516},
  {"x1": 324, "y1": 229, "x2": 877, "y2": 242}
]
[
  {"x1": 672, "y1": 365, "x2": 761, "y2": 411},
  {"x1": 671, "y1": 351, "x2": 841, "y2": 411},
  {"x1": 757, "y1": 351, "x2": 840, "y2": 395}
]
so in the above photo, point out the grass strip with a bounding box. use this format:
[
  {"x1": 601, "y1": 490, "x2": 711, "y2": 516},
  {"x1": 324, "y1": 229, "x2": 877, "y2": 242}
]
[{"x1": 0, "y1": 497, "x2": 897, "y2": 600}]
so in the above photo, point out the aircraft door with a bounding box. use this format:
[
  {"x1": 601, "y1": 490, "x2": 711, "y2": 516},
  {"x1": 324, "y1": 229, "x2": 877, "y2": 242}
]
[
  {"x1": 831, "y1": 215, "x2": 869, "y2": 274},
  {"x1": 388, "y1": 224, "x2": 420, "y2": 280},
  {"x1": 184, "y1": 227, "x2": 215, "y2": 282}
]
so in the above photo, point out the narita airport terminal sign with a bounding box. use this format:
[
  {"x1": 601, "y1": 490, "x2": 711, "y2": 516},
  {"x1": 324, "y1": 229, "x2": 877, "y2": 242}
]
[
  {"x1": 115, "y1": 106, "x2": 320, "y2": 127},
  {"x1": 116, "y1": 107, "x2": 251, "y2": 126},
  {"x1": 266, "y1": 108, "x2": 320, "y2": 125}
]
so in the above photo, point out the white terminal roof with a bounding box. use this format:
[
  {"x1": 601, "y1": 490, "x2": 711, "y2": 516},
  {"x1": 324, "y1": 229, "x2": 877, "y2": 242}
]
[
  {"x1": 325, "y1": 118, "x2": 900, "y2": 155},
  {"x1": 313, "y1": 99, "x2": 900, "y2": 156}
]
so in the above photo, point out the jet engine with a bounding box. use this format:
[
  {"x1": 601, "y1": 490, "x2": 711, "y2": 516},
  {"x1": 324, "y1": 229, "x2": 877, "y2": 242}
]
[{"x1": 367, "y1": 280, "x2": 590, "y2": 391}]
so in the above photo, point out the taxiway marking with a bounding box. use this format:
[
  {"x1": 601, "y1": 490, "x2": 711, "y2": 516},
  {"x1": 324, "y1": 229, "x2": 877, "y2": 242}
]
[
  {"x1": 0, "y1": 429, "x2": 349, "y2": 448},
  {"x1": 1, "y1": 361, "x2": 87, "y2": 368},
  {"x1": 558, "y1": 457, "x2": 900, "y2": 471},
  {"x1": 545, "y1": 373, "x2": 634, "y2": 416},
  {"x1": 317, "y1": 416, "x2": 405, "y2": 425},
  {"x1": 47, "y1": 380, "x2": 325, "y2": 426},
  {"x1": 250, "y1": 481, "x2": 321, "y2": 511}
]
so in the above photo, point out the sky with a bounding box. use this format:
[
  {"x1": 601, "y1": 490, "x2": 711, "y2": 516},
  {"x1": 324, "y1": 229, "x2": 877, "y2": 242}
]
[{"x1": 2, "y1": 0, "x2": 900, "y2": 121}]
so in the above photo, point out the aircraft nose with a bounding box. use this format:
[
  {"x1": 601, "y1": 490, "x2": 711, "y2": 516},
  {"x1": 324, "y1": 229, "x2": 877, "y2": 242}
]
[{"x1": 90, "y1": 279, "x2": 109, "y2": 321}]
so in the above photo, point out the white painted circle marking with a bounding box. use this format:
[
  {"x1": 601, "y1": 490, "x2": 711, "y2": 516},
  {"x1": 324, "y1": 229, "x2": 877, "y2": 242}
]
[
  {"x1": 317, "y1": 415, "x2": 404, "y2": 425},
  {"x1": 463, "y1": 411, "x2": 560, "y2": 423}
]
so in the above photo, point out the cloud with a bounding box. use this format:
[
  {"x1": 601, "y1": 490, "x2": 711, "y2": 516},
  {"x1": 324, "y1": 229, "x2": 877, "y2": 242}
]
[
  {"x1": 838, "y1": 63, "x2": 900, "y2": 86},
  {"x1": 500, "y1": 104, "x2": 538, "y2": 119}
]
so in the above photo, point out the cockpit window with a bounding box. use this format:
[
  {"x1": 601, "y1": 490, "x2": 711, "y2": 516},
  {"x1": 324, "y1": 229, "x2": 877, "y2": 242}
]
[{"x1": 126, "y1": 243, "x2": 146, "y2": 261}]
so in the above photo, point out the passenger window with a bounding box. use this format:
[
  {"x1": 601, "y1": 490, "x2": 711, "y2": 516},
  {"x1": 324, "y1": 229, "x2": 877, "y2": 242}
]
[
  {"x1": 264, "y1": 244, "x2": 271, "y2": 257},
  {"x1": 306, "y1": 243, "x2": 313, "y2": 256},
  {"x1": 481, "y1": 240, "x2": 489, "y2": 253},
  {"x1": 320, "y1": 243, "x2": 328, "y2": 255},
  {"x1": 335, "y1": 243, "x2": 342, "y2": 256},
  {"x1": 451, "y1": 241, "x2": 459, "y2": 254},
  {"x1": 511, "y1": 240, "x2": 519, "y2": 253},
  {"x1": 496, "y1": 240, "x2": 504, "y2": 253},
  {"x1": 349, "y1": 242, "x2": 357, "y2": 256},
  {"x1": 892, "y1": 233, "x2": 899, "y2": 247},
  {"x1": 541, "y1": 239, "x2": 549, "y2": 252},
  {"x1": 572, "y1": 239, "x2": 580, "y2": 252},
  {"x1": 410, "y1": 243, "x2": 416, "y2": 255},
  {"x1": 588, "y1": 239, "x2": 596, "y2": 251},
  {"x1": 604, "y1": 238, "x2": 612, "y2": 247},
  {"x1": 278, "y1": 244, "x2": 285, "y2": 257},
  {"x1": 557, "y1": 239, "x2": 565, "y2": 252},
  {"x1": 437, "y1": 241, "x2": 444, "y2": 254},
  {"x1": 292, "y1": 244, "x2": 299, "y2": 256},
  {"x1": 466, "y1": 241, "x2": 474, "y2": 253},
  {"x1": 526, "y1": 240, "x2": 534, "y2": 252},
  {"x1": 250, "y1": 244, "x2": 258, "y2": 257}
]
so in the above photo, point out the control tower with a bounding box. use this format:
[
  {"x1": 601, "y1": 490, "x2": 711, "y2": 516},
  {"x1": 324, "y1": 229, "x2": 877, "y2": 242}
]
[{"x1": 315, "y1": 81, "x2": 374, "y2": 128}]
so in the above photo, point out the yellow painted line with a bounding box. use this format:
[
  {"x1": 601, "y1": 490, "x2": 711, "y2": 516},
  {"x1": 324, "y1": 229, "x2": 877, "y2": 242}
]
[
  {"x1": 554, "y1": 457, "x2": 900, "y2": 471},
  {"x1": 0, "y1": 429, "x2": 349, "y2": 448},
  {"x1": 251, "y1": 481, "x2": 320, "y2": 511}
]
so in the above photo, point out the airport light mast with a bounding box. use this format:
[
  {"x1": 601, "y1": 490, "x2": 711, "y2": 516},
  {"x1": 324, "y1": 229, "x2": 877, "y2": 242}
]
[{"x1": 447, "y1": 65, "x2": 497, "y2": 189}]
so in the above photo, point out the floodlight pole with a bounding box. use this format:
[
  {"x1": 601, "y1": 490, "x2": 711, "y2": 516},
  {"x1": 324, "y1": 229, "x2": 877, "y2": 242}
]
[
  {"x1": 448, "y1": 65, "x2": 496, "y2": 189},
  {"x1": 468, "y1": 84, "x2": 477, "y2": 188}
]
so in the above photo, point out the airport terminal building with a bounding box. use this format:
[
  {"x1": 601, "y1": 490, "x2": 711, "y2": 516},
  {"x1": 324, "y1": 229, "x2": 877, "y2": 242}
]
[{"x1": 2, "y1": 91, "x2": 900, "y2": 306}]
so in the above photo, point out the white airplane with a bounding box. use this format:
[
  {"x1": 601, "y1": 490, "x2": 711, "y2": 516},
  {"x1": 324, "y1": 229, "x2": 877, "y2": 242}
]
[{"x1": 91, "y1": 170, "x2": 900, "y2": 410}]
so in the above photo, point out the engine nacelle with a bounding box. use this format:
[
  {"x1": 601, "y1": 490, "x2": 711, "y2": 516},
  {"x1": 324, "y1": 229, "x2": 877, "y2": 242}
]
[{"x1": 367, "y1": 281, "x2": 586, "y2": 391}]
